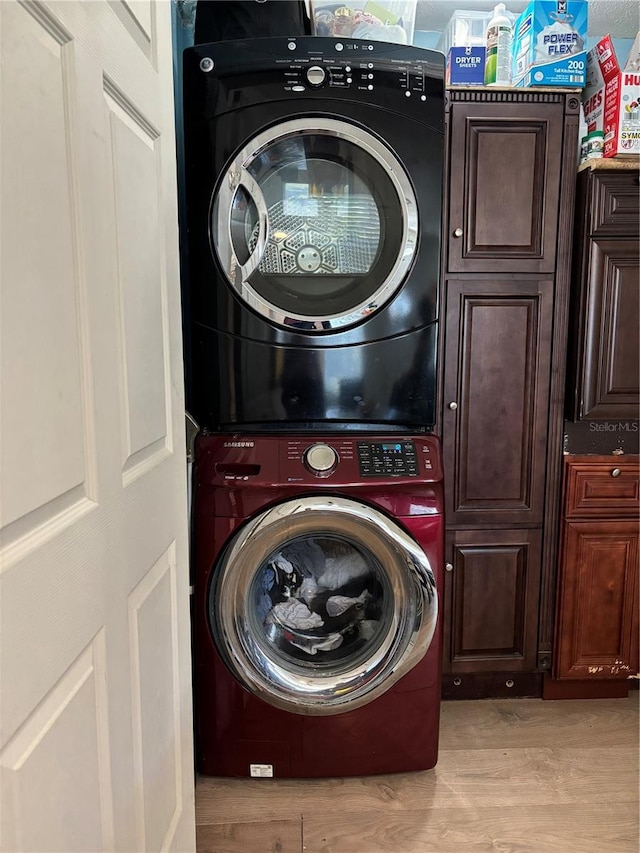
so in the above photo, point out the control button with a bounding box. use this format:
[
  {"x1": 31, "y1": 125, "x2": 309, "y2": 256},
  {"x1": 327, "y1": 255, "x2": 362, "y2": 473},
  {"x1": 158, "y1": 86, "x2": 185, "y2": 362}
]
[
  {"x1": 345, "y1": 65, "x2": 351, "y2": 72},
  {"x1": 421, "y1": 95, "x2": 427, "y2": 101},
  {"x1": 347, "y1": 77, "x2": 353, "y2": 83},
  {"x1": 368, "y1": 84, "x2": 374, "y2": 90},
  {"x1": 288, "y1": 41, "x2": 296, "y2": 51},
  {"x1": 405, "y1": 91, "x2": 411, "y2": 97},
  {"x1": 305, "y1": 443, "x2": 338, "y2": 475},
  {"x1": 335, "y1": 42, "x2": 344, "y2": 51},
  {"x1": 292, "y1": 85, "x2": 305, "y2": 92},
  {"x1": 306, "y1": 65, "x2": 326, "y2": 87}
]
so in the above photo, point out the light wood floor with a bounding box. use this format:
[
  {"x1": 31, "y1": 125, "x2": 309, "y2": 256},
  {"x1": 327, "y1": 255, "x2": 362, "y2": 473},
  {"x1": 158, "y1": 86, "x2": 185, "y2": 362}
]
[{"x1": 195, "y1": 692, "x2": 639, "y2": 853}]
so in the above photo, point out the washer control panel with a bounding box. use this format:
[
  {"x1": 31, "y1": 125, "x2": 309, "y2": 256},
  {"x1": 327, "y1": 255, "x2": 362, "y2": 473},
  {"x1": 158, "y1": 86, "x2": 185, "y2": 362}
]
[
  {"x1": 357, "y1": 440, "x2": 418, "y2": 477},
  {"x1": 304, "y1": 442, "x2": 338, "y2": 475},
  {"x1": 281, "y1": 436, "x2": 440, "y2": 482},
  {"x1": 199, "y1": 435, "x2": 441, "y2": 486}
]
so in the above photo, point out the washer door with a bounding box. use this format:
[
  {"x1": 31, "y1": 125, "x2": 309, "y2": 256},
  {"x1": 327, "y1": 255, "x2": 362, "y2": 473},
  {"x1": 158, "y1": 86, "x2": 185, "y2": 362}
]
[
  {"x1": 211, "y1": 117, "x2": 418, "y2": 331},
  {"x1": 210, "y1": 496, "x2": 437, "y2": 715}
]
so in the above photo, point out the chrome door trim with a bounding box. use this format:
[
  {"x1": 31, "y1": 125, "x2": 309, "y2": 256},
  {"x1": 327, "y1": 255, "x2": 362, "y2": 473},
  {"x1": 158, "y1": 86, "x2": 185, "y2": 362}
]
[
  {"x1": 212, "y1": 496, "x2": 437, "y2": 716},
  {"x1": 213, "y1": 167, "x2": 269, "y2": 286},
  {"x1": 210, "y1": 117, "x2": 419, "y2": 331}
]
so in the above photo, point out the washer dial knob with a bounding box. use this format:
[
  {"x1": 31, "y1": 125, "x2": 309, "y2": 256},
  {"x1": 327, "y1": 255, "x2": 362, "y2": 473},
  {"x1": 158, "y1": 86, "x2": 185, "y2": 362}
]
[
  {"x1": 305, "y1": 443, "x2": 337, "y2": 475},
  {"x1": 306, "y1": 65, "x2": 327, "y2": 87}
]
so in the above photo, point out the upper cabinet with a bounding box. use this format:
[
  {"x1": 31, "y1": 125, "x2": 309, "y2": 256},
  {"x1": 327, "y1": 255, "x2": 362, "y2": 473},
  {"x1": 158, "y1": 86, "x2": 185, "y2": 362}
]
[
  {"x1": 447, "y1": 99, "x2": 565, "y2": 274},
  {"x1": 566, "y1": 166, "x2": 640, "y2": 421}
]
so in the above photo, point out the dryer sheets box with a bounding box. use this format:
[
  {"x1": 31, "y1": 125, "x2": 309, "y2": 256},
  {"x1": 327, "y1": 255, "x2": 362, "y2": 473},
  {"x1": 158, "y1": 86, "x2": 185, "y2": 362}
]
[
  {"x1": 583, "y1": 33, "x2": 640, "y2": 158},
  {"x1": 512, "y1": 0, "x2": 587, "y2": 88},
  {"x1": 447, "y1": 47, "x2": 486, "y2": 85}
]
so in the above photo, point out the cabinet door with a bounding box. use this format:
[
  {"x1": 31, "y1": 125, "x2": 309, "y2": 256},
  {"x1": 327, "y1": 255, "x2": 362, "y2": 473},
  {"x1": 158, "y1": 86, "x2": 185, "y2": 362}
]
[
  {"x1": 555, "y1": 520, "x2": 639, "y2": 679},
  {"x1": 443, "y1": 279, "x2": 553, "y2": 526},
  {"x1": 442, "y1": 529, "x2": 542, "y2": 674},
  {"x1": 578, "y1": 240, "x2": 639, "y2": 420},
  {"x1": 589, "y1": 171, "x2": 640, "y2": 238},
  {"x1": 447, "y1": 103, "x2": 564, "y2": 273}
]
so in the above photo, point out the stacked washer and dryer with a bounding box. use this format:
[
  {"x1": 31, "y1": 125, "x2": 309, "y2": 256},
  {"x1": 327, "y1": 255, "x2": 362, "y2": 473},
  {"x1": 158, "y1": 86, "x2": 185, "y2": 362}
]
[{"x1": 183, "y1": 33, "x2": 445, "y2": 778}]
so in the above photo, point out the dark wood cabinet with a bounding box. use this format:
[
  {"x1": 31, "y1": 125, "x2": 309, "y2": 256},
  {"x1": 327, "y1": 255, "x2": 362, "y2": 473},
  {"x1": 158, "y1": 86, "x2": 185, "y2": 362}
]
[
  {"x1": 447, "y1": 101, "x2": 564, "y2": 274},
  {"x1": 566, "y1": 167, "x2": 640, "y2": 421},
  {"x1": 553, "y1": 457, "x2": 639, "y2": 685},
  {"x1": 442, "y1": 278, "x2": 552, "y2": 526},
  {"x1": 587, "y1": 171, "x2": 640, "y2": 237},
  {"x1": 440, "y1": 91, "x2": 580, "y2": 697},
  {"x1": 443, "y1": 529, "x2": 542, "y2": 674}
]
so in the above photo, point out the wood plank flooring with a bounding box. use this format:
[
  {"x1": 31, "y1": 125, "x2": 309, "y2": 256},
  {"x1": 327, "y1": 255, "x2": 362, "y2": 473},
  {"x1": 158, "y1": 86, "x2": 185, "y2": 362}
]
[{"x1": 195, "y1": 693, "x2": 639, "y2": 853}]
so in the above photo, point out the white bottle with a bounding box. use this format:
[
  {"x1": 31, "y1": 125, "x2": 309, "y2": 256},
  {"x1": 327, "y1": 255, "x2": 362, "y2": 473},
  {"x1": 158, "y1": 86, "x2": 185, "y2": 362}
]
[{"x1": 484, "y1": 3, "x2": 513, "y2": 87}]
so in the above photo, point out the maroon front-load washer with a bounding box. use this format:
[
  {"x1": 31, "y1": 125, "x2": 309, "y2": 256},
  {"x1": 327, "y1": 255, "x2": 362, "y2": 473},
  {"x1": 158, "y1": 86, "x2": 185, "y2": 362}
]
[{"x1": 192, "y1": 433, "x2": 444, "y2": 778}]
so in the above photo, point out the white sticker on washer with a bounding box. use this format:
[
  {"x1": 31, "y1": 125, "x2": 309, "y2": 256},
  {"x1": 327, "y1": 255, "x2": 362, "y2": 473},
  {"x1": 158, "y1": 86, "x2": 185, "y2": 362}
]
[{"x1": 250, "y1": 764, "x2": 274, "y2": 778}]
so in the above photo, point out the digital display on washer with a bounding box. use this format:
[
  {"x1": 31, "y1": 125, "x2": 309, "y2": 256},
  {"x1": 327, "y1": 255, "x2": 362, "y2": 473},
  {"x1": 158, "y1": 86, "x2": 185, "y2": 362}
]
[{"x1": 357, "y1": 441, "x2": 418, "y2": 477}]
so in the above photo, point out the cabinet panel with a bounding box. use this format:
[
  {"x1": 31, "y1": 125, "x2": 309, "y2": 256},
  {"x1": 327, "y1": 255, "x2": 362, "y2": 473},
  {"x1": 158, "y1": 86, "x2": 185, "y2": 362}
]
[
  {"x1": 590, "y1": 171, "x2": 640, "y2": 237},
  {"x1": 567, "y1": 168, "x2": 640, "y2": 423},
  {"x1": 447, "y1": 103, "x2": 563, "y2": 273},
  {"x1": 443, "y1": 279, "x2": 552, "y2": 526},
  {"x1": 555, "y1": 520, "x2": 639, "y2": 679},
  {"x1": 565, "y1": 459, "x2": 640, "y2": 518},
  {"x1": 443, "y1": 529, "x2": 542, "y2": 674},
  {"x1": 578, "y1": 240, "x2": 640, "y2": 419}
]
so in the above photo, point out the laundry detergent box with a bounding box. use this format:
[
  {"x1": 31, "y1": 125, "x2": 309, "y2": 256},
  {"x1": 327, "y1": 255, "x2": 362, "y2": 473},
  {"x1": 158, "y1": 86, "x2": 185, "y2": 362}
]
[
  {"x1": 447, "y1": 46, "x2": 486, "y2": 85},
  {"x1": 583, "y1": 33, "x2": 640, "y2": 157},
  {"x1": 512, "y1": 0, "x2": 588, "y2": 88}
]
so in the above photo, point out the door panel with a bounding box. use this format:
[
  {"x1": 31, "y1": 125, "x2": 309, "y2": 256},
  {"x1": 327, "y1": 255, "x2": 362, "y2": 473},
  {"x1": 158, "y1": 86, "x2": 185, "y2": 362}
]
[
  {"x1": 443, "y1": 279, "x2": 553, "y2": 526},
  {"x1": 589, "y1": 171, "x2": 640, "y2": 237},
  {"x1": 447, "y1": 103, "x2": 563, "y2": 273},
  {"x1": 555, "y1": 521, "x2": 639, "y2": 679},
  {"x1": 443, "y1": 529, "x2": 542, "y2": 674},
  {"x1": 0, "y1": 3, "x2": 194, "y2": 851},
  {"x1": 210, "y1": 117, "x2": 418, "y2": 331},
  {"x1": 579, "y1": 239, "x2": 640, "y2": 419},
  {"x1": 211, "y1": 497, "x2": 437, "y2": 715}
]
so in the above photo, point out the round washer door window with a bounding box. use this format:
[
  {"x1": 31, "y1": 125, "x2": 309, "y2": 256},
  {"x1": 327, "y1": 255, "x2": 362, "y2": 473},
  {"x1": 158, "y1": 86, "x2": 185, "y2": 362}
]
[
  {"x1": 209, "y1": 496, "x2": 437, "y2": 715},
  {"x1": 211, "y1": 118, "x2": 418, "y2": 331}
]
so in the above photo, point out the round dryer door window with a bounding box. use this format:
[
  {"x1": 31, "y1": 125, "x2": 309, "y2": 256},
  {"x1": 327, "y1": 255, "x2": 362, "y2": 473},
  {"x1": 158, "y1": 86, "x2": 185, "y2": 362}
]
[
  {"x1": 211, "y1": 118, "x2": 418, "y2": 331},
  {"x1": 209, "y1": 496, "x2": 437, "y2": 715}
]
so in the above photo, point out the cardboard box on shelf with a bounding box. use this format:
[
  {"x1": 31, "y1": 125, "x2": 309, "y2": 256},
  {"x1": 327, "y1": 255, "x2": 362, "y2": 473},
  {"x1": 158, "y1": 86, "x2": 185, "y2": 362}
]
[
  {"x1": 583, "y1": 33, "x2": 640, "y2": 158},
  {"x1": 512, "y1": 0, "x2": 588, "y2": 88}
]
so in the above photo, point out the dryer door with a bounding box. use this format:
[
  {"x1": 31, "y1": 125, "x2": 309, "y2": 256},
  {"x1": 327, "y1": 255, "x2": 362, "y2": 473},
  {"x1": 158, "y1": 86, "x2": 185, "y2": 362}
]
[
  {"x1": 209, "y1": 496, "x2": 437, "y2": 715},
  {"x1": 211, "y1": 117, "x2": 418, "y2": 331}
]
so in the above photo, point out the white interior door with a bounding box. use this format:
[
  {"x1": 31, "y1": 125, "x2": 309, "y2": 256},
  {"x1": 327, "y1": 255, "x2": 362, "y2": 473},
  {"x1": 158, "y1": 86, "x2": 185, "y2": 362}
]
[{"x1": 0, "y1": 2, "x2": 195, "y2": 850}]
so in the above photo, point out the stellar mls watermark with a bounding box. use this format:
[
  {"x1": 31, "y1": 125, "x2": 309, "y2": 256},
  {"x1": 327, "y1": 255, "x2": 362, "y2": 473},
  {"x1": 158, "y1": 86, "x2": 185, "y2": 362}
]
[{"x1": 589, "y1": 421, "x2": 639, "y2": 432}]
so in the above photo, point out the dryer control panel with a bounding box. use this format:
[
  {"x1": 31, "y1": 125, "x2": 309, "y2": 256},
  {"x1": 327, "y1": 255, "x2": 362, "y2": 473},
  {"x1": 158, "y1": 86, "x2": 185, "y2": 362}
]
[
  {"x1": 185, "y1": 37, "x2": 444, "y2": 122},
  {"x1": 279, "y1": 53, "x2": 431, "y2": 100}
]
